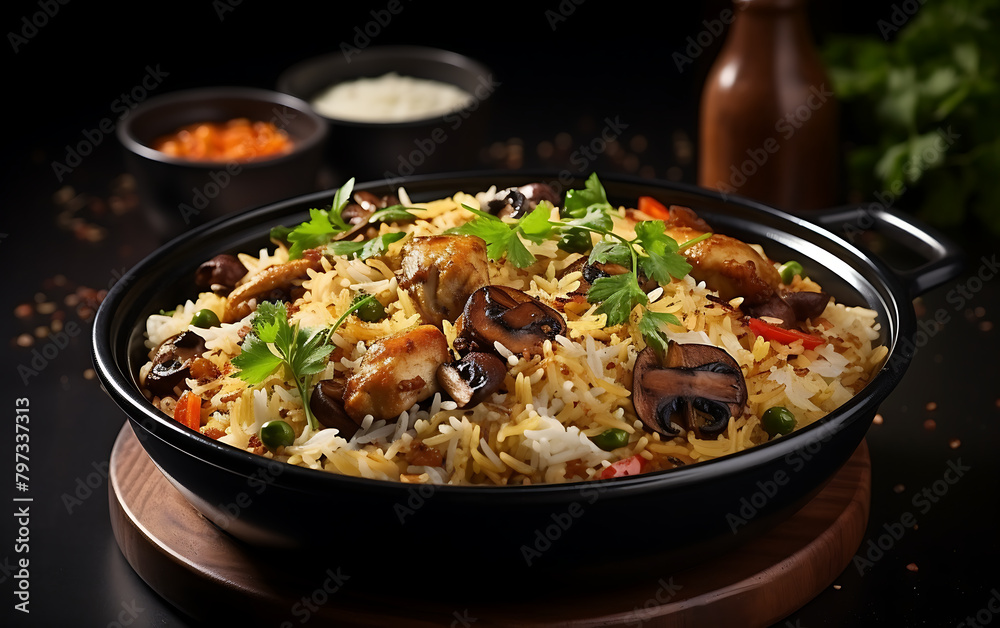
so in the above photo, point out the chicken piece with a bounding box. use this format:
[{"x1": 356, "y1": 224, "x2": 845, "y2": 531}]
[
  {"x1": 662, "y1": 207, "x2": 826, "y2": 325},
  {"x1": 223, "y1": 253, "x2": 322, "y2": 323},
  {"x1": 397, "y1": 235, "x2": 491, "y2": 327},
  {"x1": 667, "y1": 226, "x2": 781, "y2": 307},
  {"x1": 343, "y1": 325, "x2": 451, "y2": 423}
]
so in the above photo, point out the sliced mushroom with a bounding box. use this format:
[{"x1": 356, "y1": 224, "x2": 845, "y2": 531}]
[
  {"x1": 342, "y1": 325, "x2": 451, "y2": 423},
  {"x1": 195, "y1": 254, "x2": 248, "y2": 294},
  {"x1": 744, "y1": 290, "x2": 830, "y2": 328},
  {"x1": 632, "y1": 342, "x2": 748, "y2": 440},
  {"x1": 436, "y1": 352, "x2": 507, "y2": 408},
  {"x1": 339, "y1": 191, "x2": 406, "y2": 240},
  {"x1": 486, "y1": 182, "x2": 560, "y2": 219},
  {"x1": 309, "y1": 379, "x2": 361, "y2": 437},
  {"x1": 222, "y1": 253, "x2": 323, "y2": 323},
  {"x1": 397, "y1": 235, "x2": 491, "y2": 328},
  {"x1": 455, "y1": 285, "x2": 567, "y2": 357},
  {"x1": 142, "y1": 331, "x2": 207, "y2": 398}
]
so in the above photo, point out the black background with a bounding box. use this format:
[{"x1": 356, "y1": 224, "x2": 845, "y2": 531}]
[{"x1": 3, "y1": 0, "x2": 999, "y2": 626}]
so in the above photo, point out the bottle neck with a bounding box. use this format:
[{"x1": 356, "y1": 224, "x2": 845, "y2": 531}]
[{"x1": 726, "y1": 0, "x2": 817, "y2": 56}]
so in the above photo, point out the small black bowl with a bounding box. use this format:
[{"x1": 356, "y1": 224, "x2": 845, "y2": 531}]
[
  {"x1": 277, "y1": 46, "x2": 494, "y2": 182},
  {"x1": 117, "y1": 86, "x2": 328, "y2": 238}
]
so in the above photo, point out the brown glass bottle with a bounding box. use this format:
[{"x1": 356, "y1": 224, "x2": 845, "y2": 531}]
[{"x1": 698, "y1": 0, "x2": 839, "y2": 212}]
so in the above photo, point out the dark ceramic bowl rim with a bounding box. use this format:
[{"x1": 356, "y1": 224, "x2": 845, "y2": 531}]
[
  {"x1": 116, "y1": 86, "x2": 329, "y2": 170},
  {"x1": 92, "y1": 170, "x2": 952, "y2": 501},
  {"x1": 276, "y1": 45, "x2": 493, "y2": 129}
]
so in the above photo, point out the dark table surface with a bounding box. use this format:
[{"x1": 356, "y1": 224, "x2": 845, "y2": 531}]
[{"x1": 3, "y1": 1, "x2": 998, "y2": 626}]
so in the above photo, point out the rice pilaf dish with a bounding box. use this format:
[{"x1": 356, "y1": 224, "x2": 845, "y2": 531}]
[{"x1": 139, "y1": 175, "x2": 887, "y2": 485}]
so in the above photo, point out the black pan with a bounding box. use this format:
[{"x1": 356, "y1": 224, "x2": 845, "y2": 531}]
[{"x1": 92, "y1": 171, "x2": 963, "y2": 592}]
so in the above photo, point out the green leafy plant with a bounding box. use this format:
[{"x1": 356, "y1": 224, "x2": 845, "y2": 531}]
[
  {"x1": 231, "y1": 295, "x2": 379, "y2": 431},
  {"x1": 231, "y1": 301, "x2": 333, "y2": 431},
  {"x1": 821, "y1": 0, "x2": 1000, "y2": 232}
]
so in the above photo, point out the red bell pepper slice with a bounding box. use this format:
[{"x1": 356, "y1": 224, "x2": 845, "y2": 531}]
[
  {"x1": 599, "y1": 454, "x2": 647, "y2": 479},
  {"x1": 638, "y1": 195, "x2": 671, "y2": 220},
  {"x1": 174, "y1": 391, "x2": 202, "y2": 431},
  {"x1": 747, "y1": 317, "x2": 825, "y2": 350}
]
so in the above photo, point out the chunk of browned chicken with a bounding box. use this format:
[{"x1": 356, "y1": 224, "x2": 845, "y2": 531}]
[
  {"x1": 667, "y1": 226, "x2": 782, "y2": 307},
  {"x1": 342, "y1": 325, "x2": 451, "y2": 423},
  {"x1": 397, "y1": 235, "x2": 491, "y2": 327},
  {"x1": 664, "y1": 209, "x2": 828, "y2": 326}
]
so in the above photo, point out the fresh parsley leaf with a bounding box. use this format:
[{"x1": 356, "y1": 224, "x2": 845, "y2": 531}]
[
  {"x1": 270, "y1": 178, "x2": 356, "y2": 259},
  {"x1": 638, "y1": 252, "x2": 690, "y2": 286},
  {"x1": 504, "y1": 233, "x2": 537, "y2": 269},
  {"x1": 516, "y1": 204, "x2": 555, "y2": 243},
  {"x1": 368, "y1": 204, "x2": 421, "y2": 224},
  {"x1": 588, "y1": 273, "x2": 648, "y2": 326},
  {"x1": 450, "y1": 210, "x2": 513, "y2": 260},
  {"x1": 231, "y1": 301, "x2": 334, "y2": 431},
  {"x1": 328, "y1": 178, "x2": 355, "y2": 231},
  {"x1": 282, "y1": 208, "x2": 337, "y2": 260},
  {"x1": 288, "y1": 326, "x2": 334, "y2": 381},
  {"x1": 638, "y1": 310, "x2": 681, "y2": 357},
  {"x1": 564, "y1": 203, "x2": 614, "y2": 232},
  {"x1": 327, "y1": 232, "x2": 406, "y2": 260},
  {"x1": 450, "y1": 204, "x2": 553, "y2": 268},
  {"x1": 563, "y1": 172, "x2": 614, "y2": 218},
  {"x1": 231, "y1": 334, "x2": 283, "y2": 384},
  {"x1": 588, "y1": 239, "x2": 632, "y2": 267}
]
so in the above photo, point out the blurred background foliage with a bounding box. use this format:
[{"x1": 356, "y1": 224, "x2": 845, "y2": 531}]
[{"x1": 822, "y1": 0, "x2": 1000, "y2": 233}]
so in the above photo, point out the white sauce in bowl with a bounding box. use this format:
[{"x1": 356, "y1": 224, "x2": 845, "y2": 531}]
[{"x1": 311, "y1": 72, "x2": 474, "y2": 123}]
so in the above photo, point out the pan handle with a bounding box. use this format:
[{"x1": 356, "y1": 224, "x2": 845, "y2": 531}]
[{"x1": 808, "y1": 203, "x2": 965, "y2": 299}]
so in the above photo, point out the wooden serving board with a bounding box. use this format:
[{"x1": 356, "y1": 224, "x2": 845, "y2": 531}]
[{"x1": 109, "y1": 423, "x2": 870, "y2": 627}]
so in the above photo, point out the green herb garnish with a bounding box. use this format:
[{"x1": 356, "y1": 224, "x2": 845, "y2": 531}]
[
  {"x1": 270, "y1": 178, "x2": 355, "y2": 259},
  {"x1": 368, "y1": 204, "x2": 422, "y2": 224},
  {"x1": 231, "y1": 295, "x2": 385, "y2": 431},
  {"x1": 447, "y1": 203, "x2": 555, "y2": 268},
  {"x1": 327, "y1": 232, "x2": 407, "y2": 260},
  {"x1": 450, "y1": 174, "x2": 710, "y2": 328},
  {"x1": 562, "y1": 172, "x2": 614, "y2": 218},
  {"x1": 231, "y1": 302, "x2": 334, "y2": 431}
]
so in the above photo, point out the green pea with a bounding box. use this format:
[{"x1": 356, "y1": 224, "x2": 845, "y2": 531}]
[
  {"x1": 352, "y1": 294, "x2": 386, "y2": 322},
  {"x1": 557, "y1": 228, "x2": 593, "y2": 254},
  {"x1": 191, "y1": 308, "x2": 220, "y2": 328},
  {"x1": 592, "y1": 428, "x2": 630, "y2": 451},
  {"x1": 762, "y1": 406, "x2": 797, "y2": 437},
  {"x1": 260, "y1": 420, "x2": 295, "y2": 449},
  {"x1": 778, "y1": 261, "x2": 804, "y2": 284}
]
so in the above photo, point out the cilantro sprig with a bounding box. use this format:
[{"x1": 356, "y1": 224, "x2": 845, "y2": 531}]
[
  {"x1": 449, "y1": 174, "x2": 711, "y2": 331},
  {"x1": 231, "y1": 295, "x2": 383, "y2": 432},
  {"x1": 447, "y1": 203, "x2": 555, "y2": 268},
  {"x1": 270, "y1": 178, "x2": 354, "y2": 259},
  {"x1": 269, "y1": 179, "x2": 425, "y2": 260},
  {"x1": 231, "y1": 302, "x2": 333, "y2": 431},
  {"x1": 327, "y1": 232, "x2": 407, "y2": 260}
]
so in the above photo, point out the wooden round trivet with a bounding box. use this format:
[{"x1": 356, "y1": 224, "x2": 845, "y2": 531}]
[{"x1": 109, "y1": 423, "x2": 870, "y2": 627}]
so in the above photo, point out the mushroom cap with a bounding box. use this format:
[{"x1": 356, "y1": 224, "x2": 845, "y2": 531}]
[
  {"x1": 457, "y1": 285, "x2": 567, "y2": 358},
  {"x1": 309, "y1": 379, "x2": 361, "y2": 438},
  {"x1": 436, "y1": 351, "x2": 507, "y2": 408},
  {"x1": 632, "y1": 341, "x2": 748, "y2": 440},
  {"x1": 142, "y1": 331, "x2": 207, "y2": 398}
]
